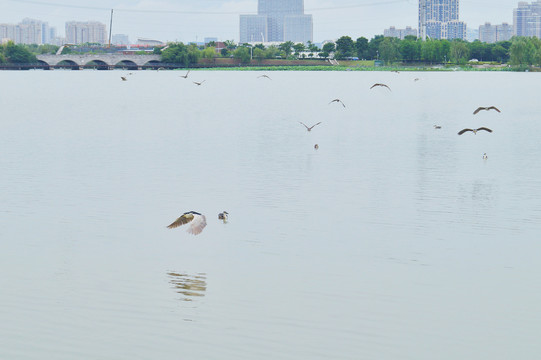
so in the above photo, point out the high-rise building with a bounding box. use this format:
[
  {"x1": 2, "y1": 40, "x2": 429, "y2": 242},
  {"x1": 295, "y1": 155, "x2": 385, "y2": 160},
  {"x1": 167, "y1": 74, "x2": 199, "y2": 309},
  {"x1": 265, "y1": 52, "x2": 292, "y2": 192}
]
[
  {"x1": 65, "y1": 21, "x2": 107, "y2": 44},
  {"x1": 514, "y1": 1, "x2": 541, "y2": 38},
  {"x1": 479, "y1": 22, "x2": 513, "y2": 43},
  {"x1": 240, "y1": 0, "x2": 313, "y2": 44},
  {"x1": 0, "y1": 18, "x2": 56, "y2": 45},
  {"x1": 383, "y1": 26, "x2": 418, "y2": 39},
  {"x1": 418, "y1": 0, "x2": 466, "y2": 40},
  {"x1": 112, "y1": 34, "x2": 130, "y2": 45}
]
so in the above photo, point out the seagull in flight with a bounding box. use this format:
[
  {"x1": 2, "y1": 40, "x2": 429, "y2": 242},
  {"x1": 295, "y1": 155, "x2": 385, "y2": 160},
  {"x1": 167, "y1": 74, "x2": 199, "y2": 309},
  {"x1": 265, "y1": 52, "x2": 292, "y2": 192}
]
[
  {"x1": 473, "y1": 106, "x2": 501, "y2": 115},
  {"x1": 258, "y1": 74, "x2": 272, "y2": 80},
  {"x1": 180, "y1": 70, "x2": 190, "y2": 78},
  {"x1": 457, "y1": 127, "x2": 493, "y2": 135},
  {"x1": 329, "y1": 99, "x2": 346, "y2": 107},
  {"x1": 299, "y1": 122, "x2": 322, "y2": 132},
  {"x1": 370, "y1": 83, "x2": 392, "y2": 91},
  {"x1": 193, "y1": 80, "x2": 206, "y2": 86},
  {"x1": 167, "y1": 211, "x2": 207, "y2": 235}
]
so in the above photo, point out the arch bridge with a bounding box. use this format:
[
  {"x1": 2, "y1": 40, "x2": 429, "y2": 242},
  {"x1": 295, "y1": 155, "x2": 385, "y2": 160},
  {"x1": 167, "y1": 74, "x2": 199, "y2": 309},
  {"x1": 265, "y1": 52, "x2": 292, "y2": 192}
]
[{"x1": 36, "y1": 54, "x2": 163, "y2": 70}]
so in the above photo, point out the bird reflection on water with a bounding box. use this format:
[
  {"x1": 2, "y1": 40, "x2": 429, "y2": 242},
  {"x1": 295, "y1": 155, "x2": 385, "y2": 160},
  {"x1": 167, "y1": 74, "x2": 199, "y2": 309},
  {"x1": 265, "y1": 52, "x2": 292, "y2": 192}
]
[{"x1": 167, "y1": 272, "x2": 207, "y2": 301}]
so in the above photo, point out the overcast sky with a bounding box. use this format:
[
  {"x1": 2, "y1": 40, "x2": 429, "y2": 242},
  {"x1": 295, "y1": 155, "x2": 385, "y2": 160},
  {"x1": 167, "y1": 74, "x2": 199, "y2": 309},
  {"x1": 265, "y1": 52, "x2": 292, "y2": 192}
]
[{"x1": 2, "y1": 0, "x2": 519, "y2": 43}]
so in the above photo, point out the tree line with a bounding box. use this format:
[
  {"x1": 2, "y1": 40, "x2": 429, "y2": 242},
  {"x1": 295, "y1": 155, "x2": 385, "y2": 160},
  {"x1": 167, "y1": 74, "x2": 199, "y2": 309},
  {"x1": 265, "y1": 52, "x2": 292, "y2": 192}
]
[{"x1": 3, "y1": 36, "x2": 541, "y2": 67}]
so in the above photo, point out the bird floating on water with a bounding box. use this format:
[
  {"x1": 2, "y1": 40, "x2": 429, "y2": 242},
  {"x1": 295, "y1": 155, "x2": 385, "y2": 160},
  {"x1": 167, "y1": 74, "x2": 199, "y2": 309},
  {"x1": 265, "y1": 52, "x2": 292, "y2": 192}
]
[
  {"x1": 167, "y1": 211, "x2": 207, "y2": 235},
  {"x1": 120, "y1": 76, "x2": 127, "y2": 81},
  {"x1": 299, "y1": 121, "x2": 322, "y2": 132},
  {"x1": 218, "y1": 211, "x2": 229, "y2": 223},
  {"x1": 473, "y1": 106, "x2": 501, "y2": 115},
  {"x1": 258, "y1": 74, "x2": 272, "y2": 80},
  {"x1": 457, "y1": 127, "x2": 493, "y2": 135},
  {"x1": 483, "y1": 153, "x2": 488, "y2": 160},
  {"x1": 370, "y1": 83, "x2": 391, "y2": 91},
  {"x1": 314, "y1": 144, "x2": 319, "y2": 150},
  {"x1": 180, "y1": 70, "x2": 190, "y2": 78},
  {"x1": 329, "y1": 99, "x2": 346, "y2": 107},
  {"x1": 434, "y1": 125, "x2": 442, "y2": 129},
  {"x1": 193, "y1": 80, "x2": 206, "y2": 86}
]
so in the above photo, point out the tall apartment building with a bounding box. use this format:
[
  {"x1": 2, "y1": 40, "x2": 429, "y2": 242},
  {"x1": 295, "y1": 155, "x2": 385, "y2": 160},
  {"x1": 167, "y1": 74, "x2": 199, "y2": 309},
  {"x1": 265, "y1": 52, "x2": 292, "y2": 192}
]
[
  {"x1": 240, "y1": 0, "x2": 313, "y2": 44},
  {"x1": 479, "y1": 22, "x2": 513, "y2": 43},
  {"x1": 65, "y1": 21, "x2": 107, "y2": 44},
  {"x1": 418, "y1": 0, "x2": 466, "y2": 40},
  {"x1": 384, "y1": 26, "x2": 418, "y2": 39},
  {"x1": 0, "y1": 18, "x2": 56, "y2": 45},
  {"x1": 514, "y1": 1, "x2": 541, "y2": 37}
]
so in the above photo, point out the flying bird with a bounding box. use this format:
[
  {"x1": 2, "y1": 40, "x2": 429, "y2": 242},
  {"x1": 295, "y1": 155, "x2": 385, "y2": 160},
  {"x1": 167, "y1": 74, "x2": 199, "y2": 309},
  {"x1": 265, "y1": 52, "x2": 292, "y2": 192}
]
[
  {"x1": 473, "y1": 106, "x2": 501, "y2": 115},
  {"x1": 329, "y1": 99, "x2": 346, "y2": 107},
  {"x1": 120, "y1": 76, "x2": 127, "y2": 81},
  {"x1": 370, "y1": 83, "x2": 391, "y2": 91},
  {"x1": 457, "y1": 127, "x2": 493, "y2": 135},
  {"x1": 258, "y1": 74, "x2": 272, "y2": 80},
  {"x1": 299, "y1": 121, "x2": 322, "y2": 131},
  {"x1": 180, "y1": 70, "x2": 190, "y2": 78},
  {"x1": 218, "y1": 211, "x2": 229, "y2": 223},
  {"x1": 167, "y1": 211, "x2": 207, "y2": 235},
  {"x1": 193, "y1": 80, "x2": 206, "y2": 86}
]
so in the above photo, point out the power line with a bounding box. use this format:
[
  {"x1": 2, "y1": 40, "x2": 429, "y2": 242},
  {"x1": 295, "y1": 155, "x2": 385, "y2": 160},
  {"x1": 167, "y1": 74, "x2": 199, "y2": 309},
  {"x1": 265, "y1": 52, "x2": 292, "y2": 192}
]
[{"x1": 7, "y1": 0, "x2": 411, "y2": 15}]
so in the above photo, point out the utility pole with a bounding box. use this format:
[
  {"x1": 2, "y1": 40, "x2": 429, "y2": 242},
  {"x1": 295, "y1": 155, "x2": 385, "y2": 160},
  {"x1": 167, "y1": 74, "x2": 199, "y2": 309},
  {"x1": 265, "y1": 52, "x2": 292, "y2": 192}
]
[{"x1": 108, "y1": 9, "x2": 113, "y2": 48}]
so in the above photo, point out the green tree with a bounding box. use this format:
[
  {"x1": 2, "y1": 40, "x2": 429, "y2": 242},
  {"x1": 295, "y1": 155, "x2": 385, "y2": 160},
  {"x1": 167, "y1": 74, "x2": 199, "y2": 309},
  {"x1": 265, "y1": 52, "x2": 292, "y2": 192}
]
[
  {"x1": 3, "y1": 42, "x2": 37, "y2": 63},
  {"x1": 509, "y1": 37, "x2": 535, "y2": 65},
  {"x1": 279, "y1": 41, "x2": 294, "y2": 57},
  {"x1": 399, "y1": 37, "x2": 420, "y2": 61},
  {"x1": 379, "y1": 37, "x2": 401, "y2": 64},
  {"x1": 368, "y1": 35, "x2": 385, "y2": 60},
  {"x1": 335, "y1": 36, "x2": 355, "y2": 59},
  {"x1": 161, "y1": 42, "x2": 200, "y2": 67},
  {"x1": 355, "y1": 37, "x2": 369, "y2": 59},
  {"x1": 320, "y1": 41, "x2": 335, "y2": 59},
  {"x1": 253, "y1": 47, "x2": 265, "y2": 61},
  {"x1": 233, "y1": 47, "x2": 251, "y2": 64},
  {"x1": 202, "y1": 47, "x2": 216, "y2": 59},
  {"x1": 293, "y1": 42, "x2": 305, "y2": 56},
  {"x1": 449, "y1": 40, "x2": 469, "y2": 64},
  {"x1": 264, "y1": 46, "x2": 279, "y2": 59},
  {"x1": 491, "y1": 44, "x2": 508, "y2": 63},
  {"x1": 307, "y1": 41, "x2": 319, "y2": 53}
]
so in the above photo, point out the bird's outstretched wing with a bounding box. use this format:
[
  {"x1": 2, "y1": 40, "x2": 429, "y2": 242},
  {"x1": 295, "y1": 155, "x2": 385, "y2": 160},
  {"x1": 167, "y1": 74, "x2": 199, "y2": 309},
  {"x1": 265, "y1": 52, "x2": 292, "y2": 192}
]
[
  {"x1": 167, "y1": 211, "x2": 207, "y2": 235},
  {"x1": 309, "y1": 122, "x2": 322, "y2": 130},
  {"x1": 370, "y1": 83, "x2": 391, "y2": 91},
  {"x1": 258, "y1": 75, "x2": 272, "y2": 80},
  {"x1": 477, "y1": 127, "x2": 493, "y2": 133},
  {"x1": 187, "y1": 214, "x2": 207, "y2": 235},
  {"x1": 473, "y1": 107, "x2": 486, "y2": 115},
  {"x1": 299, "y1": 121, "x2": 309, "y2": 130},
  {"x1": 457, "y1": 128, "x2": 473, "y2": 135},
  {"x1": 487, "y1": 106, "x2": 501, "y2": 113},
  {"x1": 167, "y1": 212, "x2": 194, "y2": 229}
]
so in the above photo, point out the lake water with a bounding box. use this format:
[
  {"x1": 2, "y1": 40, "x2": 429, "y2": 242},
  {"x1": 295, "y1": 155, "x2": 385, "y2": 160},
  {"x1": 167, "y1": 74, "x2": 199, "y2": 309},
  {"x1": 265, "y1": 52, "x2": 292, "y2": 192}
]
[{"x1": 1, "y1": 69, "x2": 541, "y2": 359}]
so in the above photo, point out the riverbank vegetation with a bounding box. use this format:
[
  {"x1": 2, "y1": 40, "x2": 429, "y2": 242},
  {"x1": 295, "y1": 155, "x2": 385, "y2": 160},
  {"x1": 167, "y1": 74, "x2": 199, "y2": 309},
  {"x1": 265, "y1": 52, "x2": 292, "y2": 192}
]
[{"x1": 3, "y1": 35, "x2": 541, "y2": 70}]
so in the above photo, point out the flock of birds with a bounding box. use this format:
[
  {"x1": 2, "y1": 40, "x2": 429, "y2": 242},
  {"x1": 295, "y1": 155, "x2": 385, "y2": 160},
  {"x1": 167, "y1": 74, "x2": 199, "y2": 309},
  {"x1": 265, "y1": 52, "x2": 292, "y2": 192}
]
[{"x1": 120, "y1": 70, "x2": 501, "y2": 236}]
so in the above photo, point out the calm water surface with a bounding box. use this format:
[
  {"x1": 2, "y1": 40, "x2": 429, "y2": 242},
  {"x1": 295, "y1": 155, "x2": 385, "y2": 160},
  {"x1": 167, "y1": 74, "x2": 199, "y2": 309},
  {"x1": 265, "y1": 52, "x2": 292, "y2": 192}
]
[{"x1": 1, "y1": 70, "x2": 541, "y2": 359}]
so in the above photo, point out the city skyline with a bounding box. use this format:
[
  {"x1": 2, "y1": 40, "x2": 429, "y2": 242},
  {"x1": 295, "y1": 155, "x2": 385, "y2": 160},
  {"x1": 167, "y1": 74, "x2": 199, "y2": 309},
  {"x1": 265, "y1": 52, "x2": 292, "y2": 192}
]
[{"x1": 0, "y1": 0, "x2": 520, "y2": 43}]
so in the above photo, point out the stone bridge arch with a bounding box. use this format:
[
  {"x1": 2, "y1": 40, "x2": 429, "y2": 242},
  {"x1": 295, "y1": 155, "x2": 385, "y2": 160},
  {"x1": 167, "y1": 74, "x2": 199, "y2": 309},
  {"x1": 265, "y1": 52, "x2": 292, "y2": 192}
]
[{"x1": 36, "y1": 54, "x2": 162, "y2": 69}]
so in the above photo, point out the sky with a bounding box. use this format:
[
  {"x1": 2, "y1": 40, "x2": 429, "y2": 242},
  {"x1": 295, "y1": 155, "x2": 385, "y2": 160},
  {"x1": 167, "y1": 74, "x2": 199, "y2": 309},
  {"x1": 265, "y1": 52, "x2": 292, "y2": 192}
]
[{"x1": 1, "y1": 0, "x2": 519, "y2": 43}]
